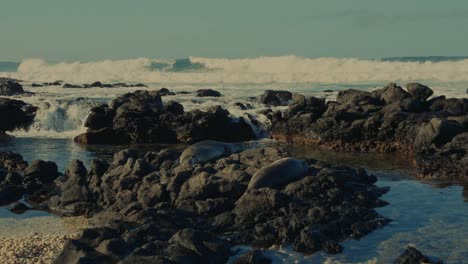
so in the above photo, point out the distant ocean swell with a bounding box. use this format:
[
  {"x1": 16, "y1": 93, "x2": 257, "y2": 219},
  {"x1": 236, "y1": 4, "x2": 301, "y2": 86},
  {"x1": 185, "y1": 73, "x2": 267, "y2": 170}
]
[{"x1": 3, "y1": 56, "x2": 468, "y2": 84}]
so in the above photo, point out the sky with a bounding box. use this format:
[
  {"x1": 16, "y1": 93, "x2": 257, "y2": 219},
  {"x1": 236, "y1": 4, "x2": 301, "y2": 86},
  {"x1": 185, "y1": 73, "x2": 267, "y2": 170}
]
[{"x1": 2, "y1": 0, "x2": 468, "y2": 61}]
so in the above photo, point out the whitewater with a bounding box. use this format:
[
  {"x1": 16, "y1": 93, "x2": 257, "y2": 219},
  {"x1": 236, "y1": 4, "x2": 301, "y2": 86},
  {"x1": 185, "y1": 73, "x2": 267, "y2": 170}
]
[{"x1": 1, "y1": 56, "x2": 467, "y2": 138}]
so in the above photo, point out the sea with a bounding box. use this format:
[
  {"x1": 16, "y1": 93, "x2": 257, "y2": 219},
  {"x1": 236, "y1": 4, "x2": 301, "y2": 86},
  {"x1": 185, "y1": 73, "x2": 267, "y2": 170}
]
[{"x1": 0, "y1": 56, "x2": 467, "y2": 263}]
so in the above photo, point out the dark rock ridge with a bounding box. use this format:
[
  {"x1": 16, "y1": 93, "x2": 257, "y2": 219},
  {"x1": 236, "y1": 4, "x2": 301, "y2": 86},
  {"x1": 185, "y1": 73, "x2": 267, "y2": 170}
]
[
  {"x1": 74, "y1": 90, "x2": 255, "y2": 144},
  {"x1": 0, "y1": 78, "x2": 25, "y2": 96},
  {"x1": 196, "y1": 89, "x2": 222, "y2": 97},
  {"x1": 0, "y1": 97, "x2": 38, "y2": 133},
  {"x1": 268, "y1": 83, "x2": 468, "y2": 182},
  {"x1": 395, "y1": 246, "x2": 443, "y2": 264},
  {"x1": 0, "y1": 152, "x2": 60, "y2": 206},
  {"x1": 259, "y1": 90, "x2": 293, "y2": 106},
  {"x1": 62, "y1": 82, "x2": 148, "y2": 89},
  {"x1": 49, "y1": 145, "x2": 389, "y2": 262}
]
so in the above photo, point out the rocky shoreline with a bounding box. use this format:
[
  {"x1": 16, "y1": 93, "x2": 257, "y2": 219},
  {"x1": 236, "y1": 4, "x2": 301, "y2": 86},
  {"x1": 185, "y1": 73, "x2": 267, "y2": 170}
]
[
  {"x1": 0, "y1": 79, "x2": 464, "y2": 263},
  {"x1": 268, "y1": 83, "x2": 467, "y2": 182}
]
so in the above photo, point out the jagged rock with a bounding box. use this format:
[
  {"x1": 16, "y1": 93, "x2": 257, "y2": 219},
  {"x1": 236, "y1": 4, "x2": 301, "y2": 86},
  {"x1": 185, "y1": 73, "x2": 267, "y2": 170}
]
[
  {"x1": 75, "y1": 90, "x2": 255, "y2": 144},
  {"x1": 0, "y1": 79, "x2": 25, "y2": 95},
  {"x1": 373, "y1": 83, "x2": 411, "y2": 104},
  {"x1": 394, "y1": 246, "x2": 443, "y2": 264},
  {"x1": 336, "y1": 89, "x2": 382, "y2": 106},
  {"x1": 0, "y1": 97, "x2": 38, "y2": 133},
  {"x1": 51, "y1": 146, "x2": 389, "y2": 261},
  {"x1": 259, "y1": 90, "x2": 292, "y2": 106},
  {"x1": 232, "y1": 250, "x2": 272, "y2": 264},
  {"x1": 84, "y1": 105, "x2": 116, "y2": 130},
  {"x1": 269, "y1": 83, "x2": 468, "y2": 182}
]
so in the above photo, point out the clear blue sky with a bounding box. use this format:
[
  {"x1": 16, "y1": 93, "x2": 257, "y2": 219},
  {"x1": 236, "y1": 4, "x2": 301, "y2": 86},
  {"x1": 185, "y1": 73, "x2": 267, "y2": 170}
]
[{"x1": 2, "y1": 0, "x2": 468, "y2": 61}]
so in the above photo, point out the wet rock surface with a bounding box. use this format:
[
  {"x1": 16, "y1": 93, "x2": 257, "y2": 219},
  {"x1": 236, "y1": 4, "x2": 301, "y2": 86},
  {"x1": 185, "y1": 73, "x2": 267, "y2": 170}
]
[
  {"x1": 196, "y1": 89, "x2": 222, "y2": 97},
  {"x1": 0, "y1": 152, "x2": 60, "y2": 206},
  {"x1": 74, "y1": 90, "x2": 255, "y2": 144},
  {"x1": 0, "y1": 78, "x2": 25, "y2": 96},
  {"x1": 0, "y1": 97, "x2": 38, "y2": 134},
  {"x1": 394, "y1": 246, "x2": 443, "y2": 264},
  {"x1": 269, "y1": 83, "x2": 468, "y2": 182},
  {"x1": 259, "y1": 90, "x2": 293, "y2": 106},
  {"x1": 48, "y1": 145, "x2": 389, "y2": 262}
]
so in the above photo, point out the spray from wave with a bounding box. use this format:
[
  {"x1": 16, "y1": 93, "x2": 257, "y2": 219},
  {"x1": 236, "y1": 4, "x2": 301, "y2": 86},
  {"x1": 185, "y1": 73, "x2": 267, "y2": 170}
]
[
  {"x1": 10, "y1": 98, "x2": 98, "y2": 138},
  {"x1": 5, "y1": 56, "x2": 468, "y2": 84}
]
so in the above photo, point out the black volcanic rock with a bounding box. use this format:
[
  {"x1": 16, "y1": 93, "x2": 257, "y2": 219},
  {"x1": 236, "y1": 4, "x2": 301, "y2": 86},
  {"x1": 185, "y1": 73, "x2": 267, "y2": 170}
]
[
  {"x1": 0, "y1": 97, "x2": 38, "y2": 133},
  {"x1": 0, "y1": 152, "x2": 60, "y2": 206},
  {"x1": 395, "y1": 246, "x2": 443, "y2": 264},
  {"x1": 75, "y1": 90, "x2": 255, "y2": 144},
  {"x1": 0, "y1": 79, "x2": 25, "y2": 96},
  {"x1": 23, "y1": 160, "x2": 60, "y2": 192},
  {"x1": 269, "y1": 83, "x2": 468, "y2": 182},
  {"x1": 259, "y1": 90, "x2": 293, "y2": 106},
  {"x1": 50, "y1": 145, "x2": 389, "y2": 262},
  {"x1": 406, "y1": 83, "x2": 434, "y2": 100},
  {"x1": 196, "y1": 89, "x2": 222, "y2": 97},
  {"x1": 63, "y1": 83, "x2": 83, "y2": 88}
]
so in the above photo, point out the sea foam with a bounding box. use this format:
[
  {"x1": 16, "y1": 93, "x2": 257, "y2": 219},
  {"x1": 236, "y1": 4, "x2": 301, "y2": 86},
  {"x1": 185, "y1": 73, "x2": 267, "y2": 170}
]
[{"x1": 4, "y1": 56, "x2": 468, "y2": 85}]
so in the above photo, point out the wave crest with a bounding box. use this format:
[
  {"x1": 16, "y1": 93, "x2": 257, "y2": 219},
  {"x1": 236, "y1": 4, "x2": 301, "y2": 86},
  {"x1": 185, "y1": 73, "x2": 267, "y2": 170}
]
[{"x1": 8, "y1": 56, "x2": 468, "y2": 84}]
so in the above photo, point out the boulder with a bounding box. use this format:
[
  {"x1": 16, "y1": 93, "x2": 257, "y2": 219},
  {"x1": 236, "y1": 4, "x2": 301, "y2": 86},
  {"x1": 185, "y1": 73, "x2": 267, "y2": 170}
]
[
  {"x1": 414, "y1": 118, "x2": 465, "y2": 151},
  {"x1": 394, "y1": 246, "x2": 443, "y2": 264},
  {"x1": 63, "y1": 83, "x2": 83, "y2": 88},
  {"x1": 336, "y1": 89, "x2": 381, "y2": 106},
  {"x1": 259, "y1": 90, "x2": 292, "y2": 106},
  {"x1": 373, "y1": 83, "x2": 411, "y2": 104},
  {"x1": 48, "y1": 160, "x2": 93, "y2": 215},
  {"x1": 406, "y1": 83, "x2": 434, "y2": 100},
  {"x1": 429, "y1": 98, "x2": 467, "y2": 115},
  {"x1": 158, "y1": 88, "x2": 172, "y2": 96},
  {"x1": 23, "y1": 160, "x2": 59, "y2": 191},
  {"x1": 84, "y1": 105, "x2": 115, "y2": 131},
  {"x1": 0, "y1": 79, "x2": 24, "y2": 95},
  {"x1": 196, "y1": 89, "x2": 222, "y2": 97},
  {"x1": 165, "y1": 101, "x2": 184, "y2": 115}
]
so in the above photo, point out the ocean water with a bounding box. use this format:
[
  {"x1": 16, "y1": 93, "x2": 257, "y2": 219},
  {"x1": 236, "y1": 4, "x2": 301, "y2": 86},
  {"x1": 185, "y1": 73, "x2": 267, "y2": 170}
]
[{"x1": 0, "y1": 56, "x2": 467, "y2": 263}]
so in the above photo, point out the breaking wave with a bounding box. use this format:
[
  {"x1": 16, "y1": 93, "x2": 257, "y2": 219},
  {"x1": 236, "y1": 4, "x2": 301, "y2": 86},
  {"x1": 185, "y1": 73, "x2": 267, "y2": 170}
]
[{"x1": 6, "y1": 56, "x2": 468, "y2": 84}]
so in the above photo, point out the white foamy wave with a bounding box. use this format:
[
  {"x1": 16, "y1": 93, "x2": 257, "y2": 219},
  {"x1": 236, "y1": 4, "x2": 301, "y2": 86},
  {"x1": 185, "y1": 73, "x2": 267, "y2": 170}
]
[
  {"x1": 10, "y1": 98, "x2": 97, "y2": 138},
  {"x1": 6, "y1": 56, "x2": 468, "y2": 84}
]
